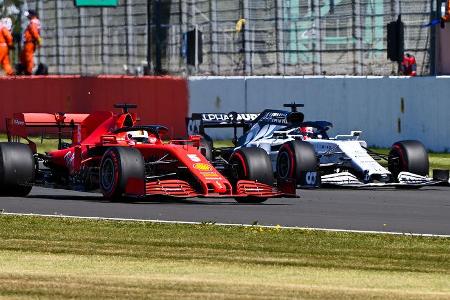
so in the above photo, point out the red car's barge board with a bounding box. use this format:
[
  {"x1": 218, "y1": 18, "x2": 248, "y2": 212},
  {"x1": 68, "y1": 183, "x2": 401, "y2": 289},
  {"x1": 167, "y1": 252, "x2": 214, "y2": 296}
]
[{"x1": 2, "y1": 104, "x2": 296, "y2": 203}]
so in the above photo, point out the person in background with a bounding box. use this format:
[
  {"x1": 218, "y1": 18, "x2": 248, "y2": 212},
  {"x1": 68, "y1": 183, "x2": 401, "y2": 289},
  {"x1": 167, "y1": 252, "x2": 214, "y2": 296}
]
[
  {"x1": 399, "y1": 53, "x2": 417, "y2": 76},
  {"x1": 441, "y1": 0, "x2": 450, "y2": 28},
  {"x1": 0, "y1": 17, "x2": 14, "y2": 76},
  {"x1": 20, "y1": 9, "x2": 42, "y2": 75}
]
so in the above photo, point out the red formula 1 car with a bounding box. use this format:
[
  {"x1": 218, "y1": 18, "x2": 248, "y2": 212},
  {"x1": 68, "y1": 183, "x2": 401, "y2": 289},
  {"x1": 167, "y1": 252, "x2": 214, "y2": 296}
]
[{"x1": 0, "y1": 104, "x2": 294, "y2": 202}]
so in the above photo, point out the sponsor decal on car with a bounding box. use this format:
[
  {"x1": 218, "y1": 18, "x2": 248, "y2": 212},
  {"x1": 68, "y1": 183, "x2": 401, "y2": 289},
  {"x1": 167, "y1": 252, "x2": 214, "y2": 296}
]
[
  {"x1": 201, "y1": 113, "x2": 259, "y2": 123},
  {"x1": 193, "y1": 163, "x2": 212, "y2": 171},
  {"x1": 200, "y1": 171, "x2": 222, "y2": 179},
  {"x1": 13, "y1": 119, "x2": 25, "y2": 126},
  {"x1": 187, "y1": 154, "x2": 202, "y2": 162},
  {"x1": 64, "y1": 151, "x2": 75, "y2": 168},
  {"x1": 259, "y1": 111, "x2": 288, "y2": 125}
]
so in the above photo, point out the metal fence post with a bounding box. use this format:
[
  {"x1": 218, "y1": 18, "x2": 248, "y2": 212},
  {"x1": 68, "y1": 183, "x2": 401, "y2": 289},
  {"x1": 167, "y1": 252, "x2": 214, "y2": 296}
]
[
  {"x1": 191, "y1": 0, "x2": 198, "y2": 72},
  {"x1": 210, "y1": 0, "x2": 219, "y2": 74},
  {"x1": 125, "y1": 0, "x2": 133, "y2": 72},
  {"x1": 154, "y1": 0, "x2": 162, "y2": 74},
  {"x1": 430, "y1": 0, "x2": 438, "y2": 75},
  {"x1": 313, "y1": 0, "x2": 321, "y2": 75},
  {"x1": 101, "y1": 8, "x2": 109, "y2": 74},
  {"x1": 55, "y1": 0, "x2": 64, "y2": 74},
  {"x1": 180, "y1": 0, "x2": 188, "y2": 73},
  {"x1": 78, "y1": 7, "x2": 85, "y2": 74},
  {"x1": 243, "y1": 0, "x2": 250, "y2": 75},
  {"x1": 146, "y1": 0, "x2": 152, "y2": 74},
  {"x1": 275, "y1": 0, "x2": 285, "y2": 75},
  {"x1": 353, "y1": 0, "x2": 363, "y2": 74}
]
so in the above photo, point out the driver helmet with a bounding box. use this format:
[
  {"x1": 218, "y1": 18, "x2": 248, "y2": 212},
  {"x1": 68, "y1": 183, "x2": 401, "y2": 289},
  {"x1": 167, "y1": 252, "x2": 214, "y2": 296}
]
[
  {"x1": 300, "y1": 126, "x2": 314, "y2": 140},
  {"x1": 1, "y1": 18, "x2": 12, "y2": 31},
  {"x1": 126, "y1": 130, "x2": 149, "y2": 143}
]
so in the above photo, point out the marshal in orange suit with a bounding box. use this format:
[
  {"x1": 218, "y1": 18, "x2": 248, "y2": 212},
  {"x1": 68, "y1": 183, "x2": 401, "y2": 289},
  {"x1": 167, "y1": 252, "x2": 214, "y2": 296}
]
[
  {"x1": 442, "y1": 0, "x2": 450, "y2": 27},
  {"x1": 20, "y1": 10, "x2": 42, "y2": 75},
  {"x1": 0, "y1": 18, "x2": 14, "y2": 76}
]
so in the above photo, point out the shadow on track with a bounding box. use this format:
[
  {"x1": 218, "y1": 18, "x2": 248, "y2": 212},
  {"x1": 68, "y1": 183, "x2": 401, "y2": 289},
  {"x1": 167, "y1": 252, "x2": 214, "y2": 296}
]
[{"x1": 25, "y1": 194, "x2": 289, "y2": 206}]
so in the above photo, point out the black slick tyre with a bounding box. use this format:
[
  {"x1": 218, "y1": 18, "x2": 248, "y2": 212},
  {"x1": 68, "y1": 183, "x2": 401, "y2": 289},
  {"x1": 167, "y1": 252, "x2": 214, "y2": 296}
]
[
  {"x1": 0, "y1": 142, "x2": 35, "y2": 197},
  {"x1": 99, "y1": 147, "x2": 145, "y2": 200},
  {"x1": 388, "y1": 140, "x2": 429, "y2": 179},
  {"x1": 276, "y1": 140, "x2": 318, "y2": 186},
  {"x1": 229, "y1": 147, "x2": 274, "y2": 203}
]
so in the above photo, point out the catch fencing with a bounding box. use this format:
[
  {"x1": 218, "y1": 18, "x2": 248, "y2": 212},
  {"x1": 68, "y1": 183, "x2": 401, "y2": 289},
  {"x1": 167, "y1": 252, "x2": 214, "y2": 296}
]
[{"x1": 24, "y1": 0, "x2": 434, "y2": 76}]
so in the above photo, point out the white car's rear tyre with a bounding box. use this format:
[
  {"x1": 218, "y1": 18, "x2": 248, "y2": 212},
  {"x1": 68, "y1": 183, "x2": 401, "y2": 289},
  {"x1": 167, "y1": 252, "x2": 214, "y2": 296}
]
[{"x1": 388, "y1": 140, "x2": 429, "y2": 179}]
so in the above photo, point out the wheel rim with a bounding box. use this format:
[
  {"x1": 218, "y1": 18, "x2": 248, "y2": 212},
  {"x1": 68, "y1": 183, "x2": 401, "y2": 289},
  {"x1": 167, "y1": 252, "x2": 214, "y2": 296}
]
[
  {"x1": 231, "y1": 152, "x2": 247, "y2": 181},
  {"x1": 388, "y1": 152, "x2": 400, "y2": 176},
  {"x1": 277, "y1": 151, "x2": 291, "y2": 179},
  {"x1": 101, "y1": 157, "x2": 115, "y2": 191},
  {"x1": 388, "y1": 146, "x2": 405, "y2": 178}
]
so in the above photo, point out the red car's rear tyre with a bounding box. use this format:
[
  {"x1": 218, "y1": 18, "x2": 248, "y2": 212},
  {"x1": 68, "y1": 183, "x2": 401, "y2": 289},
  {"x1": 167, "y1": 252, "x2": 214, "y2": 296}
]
[
  {"x1": 388, "y1": 140, "x2": 429, "y2": 179},
  {"x1": 99, "y1": 147, "x2": 145, "y2": 200},
  {"x1": 0, "y1": 142, "x2": 34, "y2": 197},
  {"x1": 229, "y1": 147, "x2": 274, "y2": 203}
]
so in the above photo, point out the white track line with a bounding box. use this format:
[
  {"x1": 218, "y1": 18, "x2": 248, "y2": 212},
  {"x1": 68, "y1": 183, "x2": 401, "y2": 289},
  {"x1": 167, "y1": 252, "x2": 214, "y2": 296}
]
[{"x1": 2, "y1": 212, "x2": 449, "y2": 238}]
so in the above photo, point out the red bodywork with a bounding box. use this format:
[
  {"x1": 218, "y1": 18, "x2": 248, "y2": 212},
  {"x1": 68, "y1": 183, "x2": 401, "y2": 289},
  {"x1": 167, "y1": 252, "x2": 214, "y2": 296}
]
[{"x1": 6, "y1": 109, "x2": 288, "y2": 199}]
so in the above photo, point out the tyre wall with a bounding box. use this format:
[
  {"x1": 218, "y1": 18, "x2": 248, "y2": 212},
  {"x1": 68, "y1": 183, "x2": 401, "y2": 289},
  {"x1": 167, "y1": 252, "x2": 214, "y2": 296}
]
[
  {"x1": 189, "y1": 76, "x2": 450, "y2": 152},
  {"x1": 0, "y1": 76, "x2": 188, "y2": 137}
]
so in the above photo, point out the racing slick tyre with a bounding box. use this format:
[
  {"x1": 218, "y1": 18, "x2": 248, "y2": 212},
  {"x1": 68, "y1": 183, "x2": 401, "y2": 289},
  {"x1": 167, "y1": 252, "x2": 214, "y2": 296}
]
[
  {"x1": 276, "y1": 140, "x2": 319, "y2": 187},
  {"x1": 229, "y1": 147, "x2": 274, "y2": 203},
  {"x1": 388, "y1": 140, "x2": 429, "y2": 180},
  {"x1": 99, "y1": 147, "x2": 145, "y2": 200},
  {"x1": 0, "y1": 142, "x2": 35, "y2": 197}
]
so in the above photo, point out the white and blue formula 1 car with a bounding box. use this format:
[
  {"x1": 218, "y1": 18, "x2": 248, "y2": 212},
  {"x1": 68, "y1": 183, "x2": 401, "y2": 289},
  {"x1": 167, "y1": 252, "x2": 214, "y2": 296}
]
[{"x1": 187, "y1": 104, "x2": 441, "y2": 188}]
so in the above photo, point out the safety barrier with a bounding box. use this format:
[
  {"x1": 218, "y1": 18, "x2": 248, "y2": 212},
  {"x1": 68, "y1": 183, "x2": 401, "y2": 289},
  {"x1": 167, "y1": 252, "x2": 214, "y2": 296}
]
[
  {"x1": 0, "y1": 76, "x2": 188, "y2": 137},
  {"x1": 189, "y1": 76, "x2": 450, "y2": 152}
]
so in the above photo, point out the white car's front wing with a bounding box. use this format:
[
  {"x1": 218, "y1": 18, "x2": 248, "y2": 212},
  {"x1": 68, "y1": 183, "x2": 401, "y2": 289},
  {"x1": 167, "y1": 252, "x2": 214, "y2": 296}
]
[{"x1": 321, "y1": 171, "x2": 439, "y2": 188}]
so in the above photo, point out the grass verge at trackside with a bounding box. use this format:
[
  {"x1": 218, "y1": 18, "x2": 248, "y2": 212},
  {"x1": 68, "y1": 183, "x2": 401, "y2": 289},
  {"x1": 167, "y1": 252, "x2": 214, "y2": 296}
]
[{"x1": 0, "y1": 215, "x2": 449, "y2": 299}]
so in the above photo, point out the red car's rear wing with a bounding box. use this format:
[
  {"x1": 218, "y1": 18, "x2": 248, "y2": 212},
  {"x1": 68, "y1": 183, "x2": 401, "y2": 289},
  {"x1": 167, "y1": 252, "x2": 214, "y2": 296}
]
[{"x1": 6, "y1": 112, "x2": 90, "y2": 153}]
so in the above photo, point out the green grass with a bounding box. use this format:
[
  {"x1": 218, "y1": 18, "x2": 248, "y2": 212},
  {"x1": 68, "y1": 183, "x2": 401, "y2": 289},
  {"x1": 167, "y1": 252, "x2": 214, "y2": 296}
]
[
  {"x1": 0, "y1": 134, "x2": 65, "y2": 153},
  {"x1": 0, "y1": 215, "x2": 449, "y2": 299}
]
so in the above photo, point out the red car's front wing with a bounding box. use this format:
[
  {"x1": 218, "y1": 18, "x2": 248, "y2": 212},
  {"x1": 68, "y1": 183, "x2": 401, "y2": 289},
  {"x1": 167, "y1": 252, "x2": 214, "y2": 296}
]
[{"x1": 125, "y1": 178, "x2": 296, "y2": 199}]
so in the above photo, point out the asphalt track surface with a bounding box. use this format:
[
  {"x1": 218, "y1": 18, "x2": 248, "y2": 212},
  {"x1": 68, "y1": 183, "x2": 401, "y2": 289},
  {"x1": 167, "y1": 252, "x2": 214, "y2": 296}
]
[{"x1": 1, "y1": 186, "x2": 449, "y2": 235}]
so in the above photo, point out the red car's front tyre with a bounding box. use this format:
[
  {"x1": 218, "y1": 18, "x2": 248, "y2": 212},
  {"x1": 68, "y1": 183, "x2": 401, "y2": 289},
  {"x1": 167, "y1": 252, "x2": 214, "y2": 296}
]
[{"x1": 99, "y1": 147, "x2": 145, "y2": 200}]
